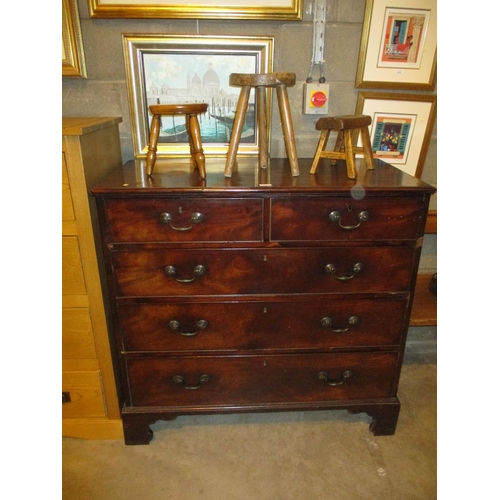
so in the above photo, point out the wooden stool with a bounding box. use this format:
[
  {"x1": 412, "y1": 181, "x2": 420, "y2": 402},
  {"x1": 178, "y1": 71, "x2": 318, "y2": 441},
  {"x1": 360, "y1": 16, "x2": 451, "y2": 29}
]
[
  {"x1": 310, "y1": 114, "x2": 375, "y2": 179},
  {"x1": 146, "y1": 103, "x2": 208, "y2": 178},
  {"x1": 224, "y1": 72, "x2": 299, "y2": 178}
]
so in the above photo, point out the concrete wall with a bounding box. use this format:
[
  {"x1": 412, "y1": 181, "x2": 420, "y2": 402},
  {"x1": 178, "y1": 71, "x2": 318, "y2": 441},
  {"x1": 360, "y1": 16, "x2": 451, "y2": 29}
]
[
  {"x1": 62, "y1": 0, "x2": 437, "y2": 215},
  {"x1": 63, "y1": 1, "x2": 436, "y2": 186}
]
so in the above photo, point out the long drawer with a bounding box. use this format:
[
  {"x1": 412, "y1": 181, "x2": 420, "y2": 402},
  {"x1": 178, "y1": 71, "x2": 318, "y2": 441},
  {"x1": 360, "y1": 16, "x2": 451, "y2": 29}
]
[
  {"x1": 111, "y1": 247, "x2": 416, "y2": 296},
  {"x1": 126, "y1": 352, "x2": 399, "y2": 407},
  {"x1": 271, "y1": 197, "x2": 424, "y2": 241},
  {"x1": 103, "y1": 198, "x2": 264, "y2": 243},
  {"x1": 118, "y1": 298, "x2": 407, "y2": 352}
]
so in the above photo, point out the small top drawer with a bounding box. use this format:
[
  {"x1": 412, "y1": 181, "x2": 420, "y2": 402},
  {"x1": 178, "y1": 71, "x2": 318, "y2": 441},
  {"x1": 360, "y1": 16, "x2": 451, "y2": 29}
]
[
  {"x1": 270, "y1": 197, "x2": 424, "y2": 241},
  {"x1": 104, "y1": 198, "x2": 263, "y2": 243}
]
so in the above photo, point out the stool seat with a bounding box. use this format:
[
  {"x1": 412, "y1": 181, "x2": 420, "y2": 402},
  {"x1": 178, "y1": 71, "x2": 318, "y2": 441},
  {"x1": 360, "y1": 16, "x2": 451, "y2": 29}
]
[
  {"x1": 316, "y1": 114, "x2": 372, "y2": 132},
  {"x1": 310, "y1": 114, "x2": 375, "y2": 179},
  {"x1": 229, "y1": 72, "x2": 297, "y2": 88},
  {"x1": 146, "y1": 103, "x2": 208, "y2": 178},
  {"x1": 224, "y1": 72, "x2": 299, "y2": 178}
]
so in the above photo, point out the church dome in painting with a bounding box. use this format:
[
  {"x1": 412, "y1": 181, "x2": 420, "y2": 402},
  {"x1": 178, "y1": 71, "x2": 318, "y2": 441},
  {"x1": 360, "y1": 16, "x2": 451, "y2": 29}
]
[
  {"x1": 191, "y1": 73, "x2": 202, "y2": 85},
  {"x1": 202, "y1": 64, "x2": 220, "y2": 86}
]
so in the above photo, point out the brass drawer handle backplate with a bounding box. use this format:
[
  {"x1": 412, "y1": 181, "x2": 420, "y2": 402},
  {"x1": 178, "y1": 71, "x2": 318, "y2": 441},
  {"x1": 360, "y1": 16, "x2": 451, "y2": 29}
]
[
  {"x1": 329, "y1": 210, "x2": 369, "y2": 230},
  {"x1": 168, "y1": 319, "x2": 208, "y2": 337},
  {"x1": 317, "y1": 370, "x2": 353, "y2": 387},
  {"x1": 320, "y1": 315, "x2": 359, "y2": 332},
  {"x1": 325, "y1": 262, "x2": 364, "y2": 281},
  {"x1": 164, "y1": 264, "x2": 206, "y2": 283},
  {"x1": 172, "y1": 374, "x2": 210, "y2": 390},
  {"x1": 160, "y1": 212, "x2": 204, "y2": 231}
]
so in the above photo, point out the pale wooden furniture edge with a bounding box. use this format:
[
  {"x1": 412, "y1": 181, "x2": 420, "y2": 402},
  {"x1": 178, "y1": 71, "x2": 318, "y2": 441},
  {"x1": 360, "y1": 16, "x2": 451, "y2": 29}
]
[
  {"x1": 63, "y1": 117, "x2": 123, "y2": 422},
  {"x1": 62, "y1": 117, "x2": 122, "y2": 136},
  {"x1": 62, "y1": 418, "x2": 124, "y2": 440}
]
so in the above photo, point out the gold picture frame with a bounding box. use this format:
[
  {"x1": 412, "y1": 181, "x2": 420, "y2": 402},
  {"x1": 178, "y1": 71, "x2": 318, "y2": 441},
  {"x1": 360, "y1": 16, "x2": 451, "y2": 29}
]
[
  {"x1": 355, "y1": 0, "x2": 436, "y2": 90},
  {"x1": 89, "y1": 0, "x2": 302, "y2": 20},
  {"x1": 62, "y1": 0, "x2": 87, "y2": 78},
  {"x1": 123, "y1": 34, "x2": 274, "y2": 159},
  {"x1": 355, "y1": 91, "x2": 436, "y2": 178}
]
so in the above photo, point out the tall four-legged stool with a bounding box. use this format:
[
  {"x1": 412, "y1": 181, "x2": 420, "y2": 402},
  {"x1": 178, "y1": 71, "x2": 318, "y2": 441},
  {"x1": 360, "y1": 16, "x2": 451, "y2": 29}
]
[
  {"x1": 310, "y1": 114, "x2": 375, "y2": 179},
  {"x1": 224, "y1": 72, "x2": 300, "y2": 178},
  {"x1": 146, "y1": 103, "x2": 208, "y2": 178}
]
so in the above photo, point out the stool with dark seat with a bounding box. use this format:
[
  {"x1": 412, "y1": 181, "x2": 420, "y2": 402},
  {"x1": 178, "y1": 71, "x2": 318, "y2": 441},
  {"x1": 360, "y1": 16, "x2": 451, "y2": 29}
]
[
  {"x1": 310, "y1": 114, "x2": 375, "y2": 179},
  {"x1": 146, "y1": 103, "x2": 208, "y2": 178},
  {"x1": 224, "y1": 72, "x2": 299, "y2": 178}
]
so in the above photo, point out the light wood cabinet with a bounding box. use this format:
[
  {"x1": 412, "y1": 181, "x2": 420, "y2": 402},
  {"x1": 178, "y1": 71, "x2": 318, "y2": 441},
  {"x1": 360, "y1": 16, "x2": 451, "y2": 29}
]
[{"x1": 62, "y1": 117, "x2": 123, "y2": 439}]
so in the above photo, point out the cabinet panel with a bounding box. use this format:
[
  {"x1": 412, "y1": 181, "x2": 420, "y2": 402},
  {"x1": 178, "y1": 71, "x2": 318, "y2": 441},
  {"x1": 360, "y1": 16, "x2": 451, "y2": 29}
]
[
  {"x1": 62, "y1": 153, "x2": 75, "y2": 222},
  {"x1": 62, "y1": 308, "x2": 97, "y2": 359},
  {"x1": 62, "y1": 371, "x2": 106, "y2": 418},
  {"x1": 62, "y1": 236, "x2": 86, "y2": 295},
  {"x1": 62, "y1": 116, "x2": 123, "y2": 437}
]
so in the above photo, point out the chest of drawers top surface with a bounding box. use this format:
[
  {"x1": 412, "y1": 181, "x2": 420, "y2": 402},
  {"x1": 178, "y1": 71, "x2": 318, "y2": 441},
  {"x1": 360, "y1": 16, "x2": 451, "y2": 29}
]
[{"x1": 92, "y1": 157, "x2": 434, "y2": 197}]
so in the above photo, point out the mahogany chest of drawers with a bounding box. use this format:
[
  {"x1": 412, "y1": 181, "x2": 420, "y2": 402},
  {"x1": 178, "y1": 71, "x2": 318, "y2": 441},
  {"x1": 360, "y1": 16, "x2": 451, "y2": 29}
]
[{"x1": 92, "y1": 157, "x2": 435, "y2": 445}]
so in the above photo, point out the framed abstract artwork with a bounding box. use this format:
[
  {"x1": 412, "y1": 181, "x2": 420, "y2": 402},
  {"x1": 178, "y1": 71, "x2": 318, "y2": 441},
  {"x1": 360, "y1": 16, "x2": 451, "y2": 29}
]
[
  {"x1": 355, "y1": 91, "x2": 436, "y2": 178},
  {"x1": 356, "y1": 0, "x2": 436, "y2": 90}
]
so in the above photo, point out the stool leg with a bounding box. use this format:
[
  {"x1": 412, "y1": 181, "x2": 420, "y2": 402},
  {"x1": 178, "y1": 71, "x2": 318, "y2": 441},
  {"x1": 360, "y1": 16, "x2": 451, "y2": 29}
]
[
  {"x1": 256, "y1": 86, "x2": 268, "y2": 169},
  {"x1": 309, "y1": 130, "x2": 330, "y2": 174},
  {"x1": 360, "y1": 126, "x2": 375, "y2": 170},
  {"x1": 225, "y1": 86, "x2": 251, "y2": 177},
  {"x1": 187, "y1": 114, "x2": 206, "y2": 179},
  {"x1": 185, "y1": 114, "x2": 194, "y2": 157},
  {"x1": 343, "y1": 129, "x2": 357, "y2": 179},
  {"x1": 276, "y1": 85, "x2": 300, "y2": 177},
  {"x1": 146, "y1": 114, "x2": 161, "y2": 176},
  {"x1": 331, "y1": 130, "x2": 344, "y2": 165}
]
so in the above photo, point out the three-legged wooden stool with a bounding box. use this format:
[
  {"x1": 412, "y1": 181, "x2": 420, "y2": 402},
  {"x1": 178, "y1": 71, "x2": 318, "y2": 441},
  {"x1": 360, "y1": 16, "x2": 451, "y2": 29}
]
[
  {"x1": 224, "y1": 72, "x2": 299, "y2": 178},
  {"x1": 146, "y1": 103, "x2": 208, "y2": 178},
  {"x1": 310, "y1": 114, "x2": 375, "y2": 179}
]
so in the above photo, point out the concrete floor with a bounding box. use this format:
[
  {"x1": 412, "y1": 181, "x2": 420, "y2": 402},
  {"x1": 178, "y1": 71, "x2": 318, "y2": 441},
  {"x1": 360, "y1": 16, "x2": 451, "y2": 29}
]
[{"x1": 62, "y1": 363, "x2": 436, "y2": 500}]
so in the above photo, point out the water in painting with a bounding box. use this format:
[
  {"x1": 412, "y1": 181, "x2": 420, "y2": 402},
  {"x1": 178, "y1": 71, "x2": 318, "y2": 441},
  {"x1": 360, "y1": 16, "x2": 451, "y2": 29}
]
[{"x1": 143, "y1": 52, "x2": 258, "y2": 144}]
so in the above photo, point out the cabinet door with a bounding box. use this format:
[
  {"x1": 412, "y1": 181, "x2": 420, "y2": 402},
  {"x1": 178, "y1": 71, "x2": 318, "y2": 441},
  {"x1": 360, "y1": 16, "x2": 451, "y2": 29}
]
[
  {"x1": 62, "y1": 153, "x2": 75, "y2": 222},
  {"x1": 62, "y1": 236, "x2": 87, "y2": 296},
  {"x1": 62, "y1": 371, "x2": 106, "y2": 418},
  {"x1": 62, "y1": 308, "x2": 97, "y2": 359}
]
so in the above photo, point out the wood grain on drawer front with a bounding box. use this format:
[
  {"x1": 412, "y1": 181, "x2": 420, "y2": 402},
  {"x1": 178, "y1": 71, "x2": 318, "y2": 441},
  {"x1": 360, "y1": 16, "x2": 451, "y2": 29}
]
[
  {"x1": 118, "y1": 298, "x2": 407, "y2": 352},
  {"x1": 126, "y1": 352, "x2": 399, "y2": 407},
  {"x1": 104, "y1": 198, "x2": 263, "y2": 242},
  {"x1": 111, "y1": 247, "x2": 415, "y2": 296},
  {"x1": 271, "y1": 197, "x2": 424, "y2": 241}
]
